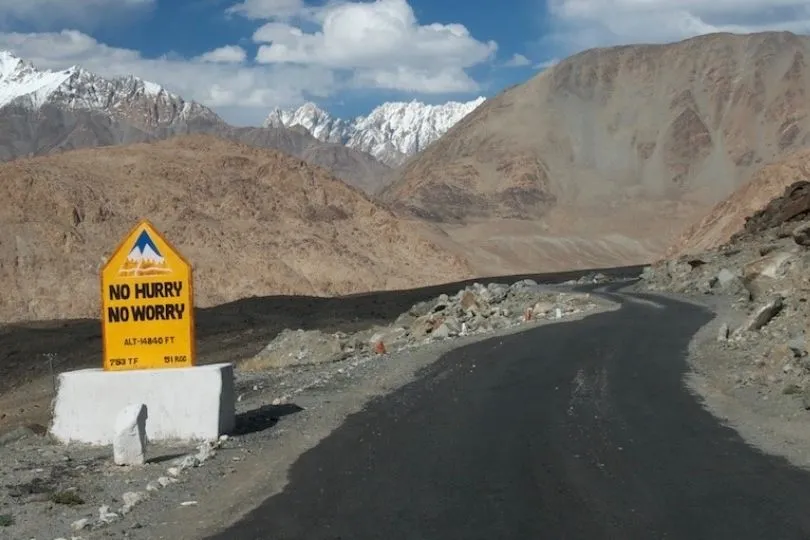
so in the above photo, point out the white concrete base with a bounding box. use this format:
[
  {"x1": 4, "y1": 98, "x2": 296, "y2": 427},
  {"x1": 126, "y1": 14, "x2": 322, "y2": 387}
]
[{"x1": 49, "y1": 363, "x2": 235, "y2": 445}]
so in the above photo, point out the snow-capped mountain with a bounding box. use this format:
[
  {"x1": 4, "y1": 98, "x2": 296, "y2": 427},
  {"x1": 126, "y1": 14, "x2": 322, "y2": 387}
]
[
  {"x1": 263, "y1": 97, "x2": 486, "y2": 166},
  {"x1": 0, "y1": 51, "x2": 217, "y2": 130},
  {"x1": 0, "y1": 50, "x2": 390, "y2": 195}
]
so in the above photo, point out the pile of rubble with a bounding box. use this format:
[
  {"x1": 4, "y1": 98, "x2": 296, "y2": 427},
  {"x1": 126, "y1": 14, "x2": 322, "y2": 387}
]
[
  {"x1": 0, "y1": 430, "x2": 227, "y2": 540},
  {"x1": 243, "y1": 280, "x2": 602, "y2": 371},
  {"x1": 639, "y1": 181, "x2": 810, "y2": 408}
]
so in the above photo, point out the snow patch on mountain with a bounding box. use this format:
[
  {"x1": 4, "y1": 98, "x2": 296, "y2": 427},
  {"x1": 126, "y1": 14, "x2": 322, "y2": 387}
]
[
  {"x1": 263, "y1": 97, "x2": 486, "y2": 166},
  {"x1": 0, "y1": 51, "x2": 73, "y2": 108}
]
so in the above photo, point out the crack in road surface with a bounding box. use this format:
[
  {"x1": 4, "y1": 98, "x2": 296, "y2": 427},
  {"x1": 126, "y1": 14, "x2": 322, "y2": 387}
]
[{"x1": 205, "y1": 284, "x2": 810, "y2": 540}]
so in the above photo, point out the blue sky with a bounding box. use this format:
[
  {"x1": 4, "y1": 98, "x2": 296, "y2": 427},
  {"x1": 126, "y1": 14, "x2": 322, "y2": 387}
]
[{"x1": 0, "y1": 0, "x2": 807, "y2": 125}]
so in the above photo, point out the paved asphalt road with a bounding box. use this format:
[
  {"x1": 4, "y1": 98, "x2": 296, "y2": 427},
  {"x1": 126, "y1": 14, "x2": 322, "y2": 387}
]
[{"x1": 207, "y1": 283, "x2": 810, "y2": 540}]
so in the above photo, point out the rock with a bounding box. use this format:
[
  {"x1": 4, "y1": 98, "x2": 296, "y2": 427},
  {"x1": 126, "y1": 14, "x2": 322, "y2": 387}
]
[
  {"x1": 741, "y1": 252, "x2": 794, "y2": 300},
  {"x1": 509, "y1": 279, "x2": 539, "y2": 295},
  {"x1": 121, "y1": 491, "x2": 147, "y2": 515},
  {"x1": 802, "y1": 386, "x2": 810, "y2": 410},
  {"x1": 157, "y1": 476, "x2": 176, "y2": 487},
  {"x1": 71, "y1": 518, "x2": 90, "y2": 531},
  {"x1": 432, "y1": 323, "x2": 452, "y2": 339},
  {"x1": 741, "y1": 182, "x2": 810, "y2": 236},
  {"x1": 408, "y1": 299, "x2": 435, "y2": 318},
  {"x1": 98, "y1": 505, "x2": 119, "y2": 524},
  {"x1": 174, "y1": 455, "x2": 200, "y2": 471},
  {"x1": 369, "y1": 326, "x2": 406, "y2": 349},
  {"x1": 717, "y1": 323, "x2": 729, "y2": 342},
  {"x1": 486, "y1": 283, "x2": 509, "y2": 303},
  {"x1": 146, "y1": 481, "x2": 160, "y2": 492},
  {"x1": 533, "y1": 301, "x2": 554, "y2": 316},
  {"x1": 459, "y1": 291, "x2": 481, "y2": 313},
  {"x1": 113, "y1": 403, "x2": 148, "y2": 466},
  {"x1": 715, "y1": 268, "x2": 740, "y2": 288},
  {"x1": 734, "y1": 296, "x2": 784, "y2": 335},
  {"x1": 410, "y1": 315, "x2": 443, "y2": 339},
  {"x1": 195, "y1": 441, "x2": 216, "y2": 463},
  {"x1": 792, "y1": 222, "x2": 810, "y2": 246}
]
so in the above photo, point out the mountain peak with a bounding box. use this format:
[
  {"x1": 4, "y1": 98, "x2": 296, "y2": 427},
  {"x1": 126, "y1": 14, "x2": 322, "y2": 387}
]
[
  {"x1": 0, "y1": 50, "x2": 220, "y2": 130},
  {"x1": 264, "y1": 97, "x2": 486, "y2": 166}
]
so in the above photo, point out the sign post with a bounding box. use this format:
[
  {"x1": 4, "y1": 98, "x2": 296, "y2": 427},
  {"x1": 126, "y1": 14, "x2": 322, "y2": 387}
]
[{"x1": 100, "y1": 219, "x2": 195, "y2": 371}]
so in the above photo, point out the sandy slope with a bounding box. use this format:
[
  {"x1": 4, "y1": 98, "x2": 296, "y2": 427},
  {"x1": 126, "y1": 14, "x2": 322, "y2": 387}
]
[{"x1": 0, "y1": 134, "x2": 472, "y2": 323}]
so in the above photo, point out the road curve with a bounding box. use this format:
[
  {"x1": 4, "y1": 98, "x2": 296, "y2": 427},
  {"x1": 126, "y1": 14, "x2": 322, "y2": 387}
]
[{"x1": 206, "y1": 284, "x2": 810, "y2": 540}]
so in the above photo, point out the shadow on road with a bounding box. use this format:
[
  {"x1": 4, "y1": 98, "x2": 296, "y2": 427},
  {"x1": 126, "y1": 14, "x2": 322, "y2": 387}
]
[{"x1": 232, "y1": 403, "x2": 305, "y2": 436}]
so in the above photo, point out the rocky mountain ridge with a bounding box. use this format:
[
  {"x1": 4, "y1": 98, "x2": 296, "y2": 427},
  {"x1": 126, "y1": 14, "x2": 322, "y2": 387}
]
[
  {"x1": 377, "y1": 31, "x2": 810, "y2": 273},
  {"x1": 665, "y1": 148, "x2": 810, "y2": 258},
  {"x1": 0, "y1": 51, "x2": 389, "y2": 193},
  {"x1": 0, "y1": 51, "x2": 216, "y2": 131},
  {"x1": 264, "y1": 97, "x2": 486, "y2": 166}
]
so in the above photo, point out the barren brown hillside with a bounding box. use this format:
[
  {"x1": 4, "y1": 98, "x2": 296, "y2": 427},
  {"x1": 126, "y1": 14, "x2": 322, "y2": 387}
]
[
  {"x1": 665, "y1": 148, "x2": 810, "y2": 257},
  {"x1": 0, "y1": 134, "x2": 472, "y2": 323},
  {"x1": 382, "y1": 31, "x2": 810, "y2": 272}
]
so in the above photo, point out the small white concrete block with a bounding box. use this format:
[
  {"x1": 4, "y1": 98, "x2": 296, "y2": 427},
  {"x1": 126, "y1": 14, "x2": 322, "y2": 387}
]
[
  {"x1": 113, "y1": 404, "x2": 148, "y2": 466},
  {"x1": 49, "y1": 363, "x2": 235, "y2": 445}
]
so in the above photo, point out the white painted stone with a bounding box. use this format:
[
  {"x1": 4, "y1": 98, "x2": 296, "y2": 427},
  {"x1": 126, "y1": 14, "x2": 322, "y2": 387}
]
[
  {"x1": 49, "y1": 363, "x2": 235, "y2": 445},
  {"x1": 113, "y1": 404, "x2": 148, "y2": 466}
]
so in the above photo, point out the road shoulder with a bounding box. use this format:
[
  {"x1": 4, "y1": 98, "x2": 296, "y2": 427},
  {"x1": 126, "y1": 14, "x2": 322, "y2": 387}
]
[{"x1": 628, "y1": 284, "x2": 810, "y2": 472}]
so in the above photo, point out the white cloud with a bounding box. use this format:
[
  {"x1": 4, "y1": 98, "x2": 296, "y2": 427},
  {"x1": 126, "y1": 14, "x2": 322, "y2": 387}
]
[
  {"x1": 249, "y1": 0, "x2": 497, "y2": 93},
  {"x1": 504, "y1": 53, "x2": 531, "y2": 67},
  {"x1": 0, "y1": 0, "x2": 497, "y2": 124},
  {"x1": 0, "y1": 0, "x2": 155, "y2": 30},
  {"x1": 546, "y1": 0, "x2": 810, "y2": 51},
  {"x1": 0, "y1": 30, "x2": 336, "y2": 125},
  {"x1": 226, "y1": 0, "x2": 314, "y2": 21},
  {"x1": 197, "y1": 45, "x2": 248, "y2": 63}
]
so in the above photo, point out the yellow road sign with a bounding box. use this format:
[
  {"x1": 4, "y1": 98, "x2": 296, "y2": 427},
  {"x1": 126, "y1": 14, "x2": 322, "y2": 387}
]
[{"x1": 101, "y1": 219, "x2": 195, "y2": 371}]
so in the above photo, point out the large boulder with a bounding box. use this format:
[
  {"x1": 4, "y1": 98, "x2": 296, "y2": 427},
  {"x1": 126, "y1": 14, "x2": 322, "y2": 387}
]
[{"x1": 741, "y1": 251, "x2": 795, "y2": 300}]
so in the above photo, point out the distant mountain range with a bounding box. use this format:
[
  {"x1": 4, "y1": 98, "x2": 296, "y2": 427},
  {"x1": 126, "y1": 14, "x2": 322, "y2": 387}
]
[
  {"x1": 0, "y1": 51, "x2": 388, "y2": 193},
  {"x1": 263, "y1": 98, "x2": 486, "y2": 166}
]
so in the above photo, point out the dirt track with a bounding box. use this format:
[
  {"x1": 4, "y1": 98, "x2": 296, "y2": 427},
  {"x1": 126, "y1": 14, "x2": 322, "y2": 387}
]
[{"x1": 0, "y1": 266, "x2": 643, "y2": 399}]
